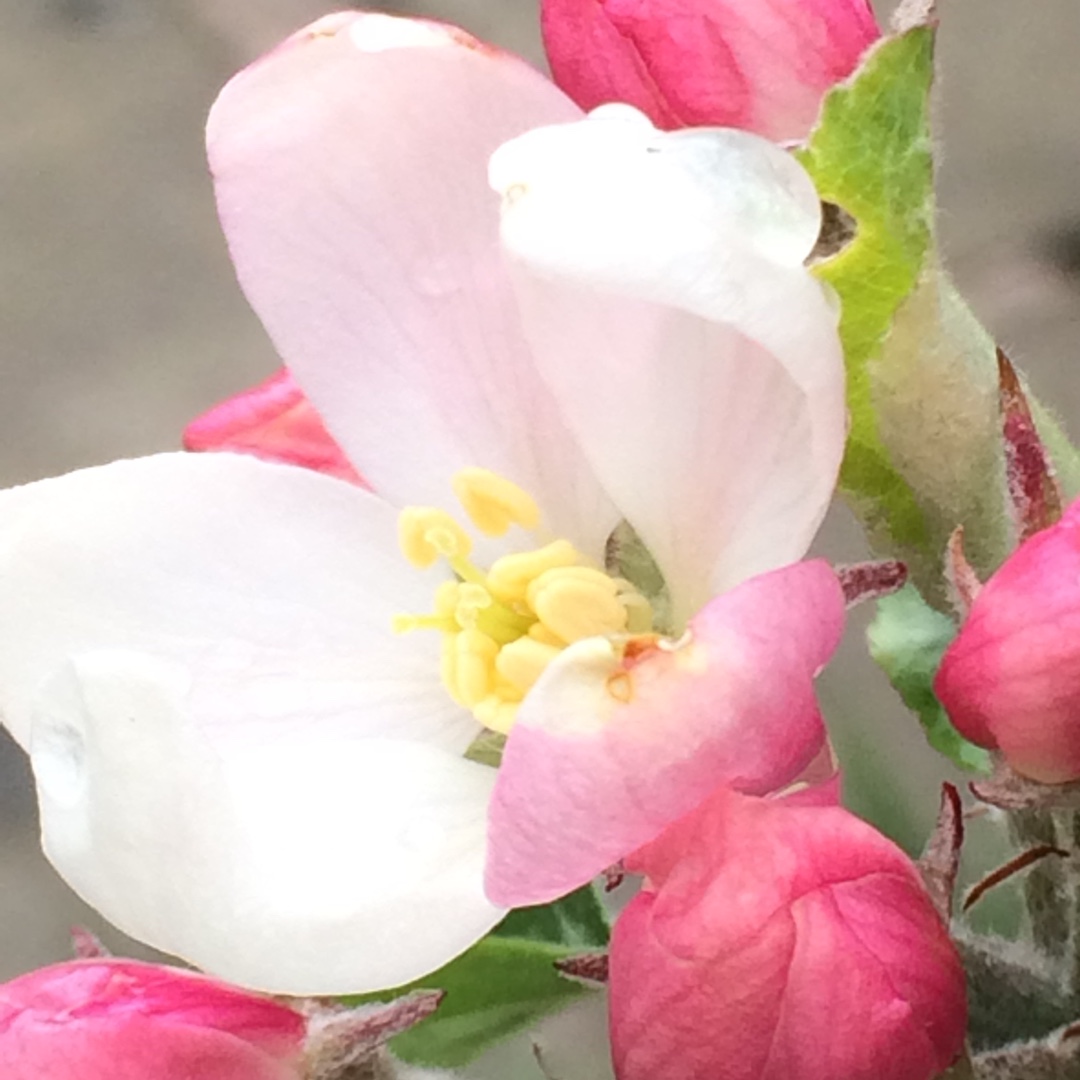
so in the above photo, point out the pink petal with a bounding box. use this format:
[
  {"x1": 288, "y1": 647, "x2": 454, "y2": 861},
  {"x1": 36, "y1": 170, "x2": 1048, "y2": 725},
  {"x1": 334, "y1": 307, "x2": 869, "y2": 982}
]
[
  {"x1": 184, "y1": 369, "x2": 364, "y2": 485},
  {"x1": 485, "y1": 560, "x2": 844, "y2": 906},
  {"x1": 0, "y1": 959, "x2": 304, "y2": 1080},
  {"x1": 936, "y1": 496, "x2": 1080, "y2": 783},
  {"x1": 776, "y1": 740, "x2": 843, "y2": 808},
  {"x1": 208, "y1": 13, "x2": 616, "y2": 554},
  {"x1": 542, "y1": 0, "x2": 880, "y2": 141},
  {"x1": 611, "y1": 789, "x2": 967, "y2": 1080}
]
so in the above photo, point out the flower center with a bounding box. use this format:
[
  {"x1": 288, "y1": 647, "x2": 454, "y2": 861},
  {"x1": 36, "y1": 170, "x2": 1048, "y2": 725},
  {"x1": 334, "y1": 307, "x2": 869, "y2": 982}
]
[{"x1": 394, "y1": 469, "x2": 653, "y2": 734}]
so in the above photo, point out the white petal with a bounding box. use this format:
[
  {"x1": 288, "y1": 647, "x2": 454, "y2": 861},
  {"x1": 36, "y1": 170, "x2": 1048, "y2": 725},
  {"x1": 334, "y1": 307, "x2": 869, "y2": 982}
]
[
  {"x1": 208, "y1": 13, "x2": 617, "y2": 555},
  {"x1": 494, "y1": 111, "x2": 845, "y2": 619},
  {"x1": 492, "y1": 107, "x2": 823, "y2": 303},
  {"x1": 0, "y1": 453, "x2": 473, "y2": 753},
  {"x1": 32, "y1": 651, "x2": 502, "y2": 994},
  {"x1": 505, "y1": 278, "x2": 843, "y2": 624}
]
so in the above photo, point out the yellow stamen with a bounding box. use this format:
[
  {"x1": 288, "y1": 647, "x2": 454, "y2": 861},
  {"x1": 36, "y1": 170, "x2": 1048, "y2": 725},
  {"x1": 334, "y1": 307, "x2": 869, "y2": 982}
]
[
  {"x1": 453, "y1": 468, "x2": 540, "y2": 536},
  {"x1": 453, "y1": 583, "x2": 492, "y2": 630},
  {"x1": 619, "y1": 591, "x2": 654, "y2": 634},
  {"x1": 394, "y1": 470, "x2": 658, "y2": 739},
  {"x1": 487, "y1": 540, "x2": 580, "y2": 603},
  {"x1": 525, "y1": 565, "x2": 619, "y2": 607},
  {"x1": 473, "y1": 695, "x2": 520, "y2": 736},
  {"x1": 433, "y1": 580, "x2": 461, "y2": 616},
  {"x1": 442, "y1": 628, "x2": 499, "y2": 708},
  {"x1": 528, "y1": 622, "x2": 567, "y2": 648},
  {"x1": 529, "y1": 566, "x2": 628, "y2": 643},
  {"x1": 399, "y1": 508, "x2": 473, "y2": 568},
  {"x1": 474, "y1": 604, "x2": 535, "y2": 646},
  {"x1": 495, "y1": 636, "x2": 562, "y2": 694}
]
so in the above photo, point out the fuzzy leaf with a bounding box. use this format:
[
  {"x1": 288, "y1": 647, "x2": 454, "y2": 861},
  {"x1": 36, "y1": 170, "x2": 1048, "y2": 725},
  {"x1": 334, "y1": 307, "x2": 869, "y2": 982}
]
[
  {"x1": 797, "y1": 23, "x2": 937, "y2": 552},
  {"x1": 350, "y1": 888, "x2": 608, "y2": 1067},
  {"x1": 867, "y1": 585, "x2": 992, "y2": 772},
  {"x1": 799, "y1": 20, "x2": 1080, "y2": 599},
  {"x1": 359, "y1": 938, "x2": 592, "y2": 1068},
  {"x1": 493, "y1": 883, "x2": 610, "y2": 949}
]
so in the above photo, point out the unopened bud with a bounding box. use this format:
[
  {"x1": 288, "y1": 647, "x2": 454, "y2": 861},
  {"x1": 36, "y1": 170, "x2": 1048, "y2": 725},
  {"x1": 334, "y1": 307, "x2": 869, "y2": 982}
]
[{"x1": 936, "y1": 497, "x2": 1080, "y2": 784}]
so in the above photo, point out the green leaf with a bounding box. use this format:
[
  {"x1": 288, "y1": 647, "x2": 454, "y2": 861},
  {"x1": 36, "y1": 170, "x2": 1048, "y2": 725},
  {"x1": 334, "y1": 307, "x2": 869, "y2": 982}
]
[
  {"x1": 353, "y1": 937, "x2": 592, "y2": 1068},
  {"x1": 797, "y1": 24, "x2": 937, "y2": 552},
  {"x1": 464, "y1": 728, "x2": 507, "y2": 767},
  {"x1": 492, "y1": 882, "x2": 610, "y2": 949},
  {"x1": 867, "y1": 584, "x2": 992, "y2": 772},
  {"x1": 798, "y1": 19, "x2": 1080, "y2": 602},
  {"x1": 349, "y1": 889, "x2": 608, "y2": 1068}
]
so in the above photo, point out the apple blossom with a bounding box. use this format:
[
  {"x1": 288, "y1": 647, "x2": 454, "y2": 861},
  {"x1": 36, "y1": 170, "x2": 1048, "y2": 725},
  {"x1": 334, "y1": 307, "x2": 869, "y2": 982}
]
[
  {"x1": 0, "y1": 958, "x2": 305, "y2": 1080},
  {"x1": 936, "y1": 496, "x2": 1080, "y2": 785},
  {"x1": 541, "y1": 0, "x2": 880, "y2": 141},
  {"x1": 0, "y1": 13, "x2": 844, "y2": 994},
  {"x1": 609, "y1": 787, "x2": 967, "y2": 1080}
]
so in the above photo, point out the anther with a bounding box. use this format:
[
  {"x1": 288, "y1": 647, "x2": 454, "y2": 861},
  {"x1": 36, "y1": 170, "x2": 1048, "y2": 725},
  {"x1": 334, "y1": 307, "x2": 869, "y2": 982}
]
[
  {"x1": 443, "y1": 629, "x2": 498, "y2": 708},
  {"x1": 528, "y1": 623, "x2": 566, "y2": 647},
  {"x1": 529, "y1": 567, "x2": 628, "y2": 643},
  {"x1": 487, "y1": 540, "x2": 580, "y2": 603},
  {"x1": 495, "y1": 637, "x2": 562, "y2": 694},
  {"x1": 619, "y1": 592, "x2": 654, "y2": 634},
  {"x1": 473, "y1": 695, "x2": 520, "y2": 736},
  {"x1": 399, "y1": 508, "x2": 473, "y2": 568},
  {"x1": 453, "y1": 468, "x2": 541, "y2": 537}
]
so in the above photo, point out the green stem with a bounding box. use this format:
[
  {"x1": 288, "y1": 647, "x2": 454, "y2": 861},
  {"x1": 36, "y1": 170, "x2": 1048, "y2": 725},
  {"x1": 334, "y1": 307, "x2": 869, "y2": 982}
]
[{"x1": 1011, "y1": 808, "x2": 1070, "y2": 956}]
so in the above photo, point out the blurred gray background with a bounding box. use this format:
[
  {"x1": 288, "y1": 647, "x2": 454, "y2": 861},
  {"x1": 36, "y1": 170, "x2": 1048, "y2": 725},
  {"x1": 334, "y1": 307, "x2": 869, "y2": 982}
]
[{"x1": 1, "y1": 0, "x2": 1079, "y2": 978}]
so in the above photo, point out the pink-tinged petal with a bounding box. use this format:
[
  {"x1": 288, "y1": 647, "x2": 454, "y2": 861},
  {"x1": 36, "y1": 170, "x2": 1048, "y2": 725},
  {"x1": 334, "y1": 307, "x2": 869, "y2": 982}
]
[
  {"x1": 611, "y1": 789, "x2": 966, "y2": 1080},
  {"x1": 542, "y1": 0, "x2": 880, "y2": 141},
  {"x1": 486, "y1": 560, "x2": 844, "y2": 906},
  {"x1": 775, "y1": 740, "x2": 843, "y2": 807},
  {"x1": 208, "y1": 13, "x2": 617, "y2": 555},
  {"x1": 493, "y1": 114, "x2": 845, "y2": 621},
  {"x1": 184, "y1": 369, "x2": 364, "y2": 485},
  {"x1": 0, "y1": 959, "x2": 304, "y2": 1080},
  {"x1": 936, "y1": 496, "x2": 1080, "y2": 784}
]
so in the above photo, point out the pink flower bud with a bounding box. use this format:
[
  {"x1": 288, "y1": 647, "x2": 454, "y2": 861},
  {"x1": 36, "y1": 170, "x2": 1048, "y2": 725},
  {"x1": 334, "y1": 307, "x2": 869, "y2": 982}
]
[
  {"x1": 936, "y1": 498, "x2": 1080, "y2": 784},
  {"x1": 541, "y1": 0, "x2": 880, "y2": 141},
  {"x1": 0, "y1": 959, "x2": 305, "y2": 1079},
  {"x1": 610, "y1": 788, "x2": 966, "y2": 1080},
  {"x1": 184, "y1": 368, "x2": 363, "y2": 485}
]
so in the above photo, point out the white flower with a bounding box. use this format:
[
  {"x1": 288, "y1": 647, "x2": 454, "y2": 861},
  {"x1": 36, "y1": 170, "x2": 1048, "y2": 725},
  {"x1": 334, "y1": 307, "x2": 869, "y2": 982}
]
[{"x1": 0, "y1": 13, "x2": 844, "y2": 994}]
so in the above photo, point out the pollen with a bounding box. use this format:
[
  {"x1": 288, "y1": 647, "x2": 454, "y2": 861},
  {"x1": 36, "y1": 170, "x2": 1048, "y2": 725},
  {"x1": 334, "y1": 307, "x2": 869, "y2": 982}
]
[{"x1": 394, "y1": 469, "x2": 654, "y2": 736}]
